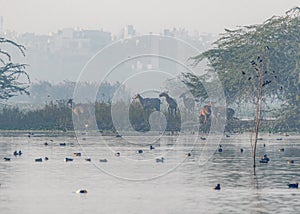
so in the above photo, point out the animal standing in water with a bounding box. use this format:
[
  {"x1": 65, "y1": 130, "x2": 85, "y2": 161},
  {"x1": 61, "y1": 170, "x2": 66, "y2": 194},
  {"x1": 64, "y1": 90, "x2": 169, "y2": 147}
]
[
  {"x1": 159, "y1": 92, "x2": 177, "y2": 115},
  {"x1": 199, "y1": 102, "x2": 212, "y2": 124},
  {"x1": 132, "y1": 94, "x2": 161, "y2": 111}
]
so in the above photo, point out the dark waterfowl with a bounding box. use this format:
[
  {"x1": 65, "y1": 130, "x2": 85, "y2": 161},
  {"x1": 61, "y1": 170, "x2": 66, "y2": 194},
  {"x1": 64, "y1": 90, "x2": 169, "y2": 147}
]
[
  {"x1": 44, "y1": 142, "x2": 48, "y2": 146},
  {"x1": 278, "y1": 148, "x2": 285, "y2": 152},
  {"x1": 64, "y1": 157, "x2": 73, "y2": 162},
  {"x1": 137, "y1": 149, "x2": 143, "y2": 154},
  {"x1": 288, "y1": 182, "x2": 298, "y2": 189},
  {"x1": 44, "y1": 157, "x2": 49, "y2": 161},
  {"x1": 60, "y1": 143, "x2": 66, "y2": 146},
  {"x1": 114, "y1": 152, "x2": 120, "y2": 157},
  {"x1": 287, "y1": 160, "x2": 295, "y2": 164},
  {"x1": 186, "y1": 153, "x2": 192, "y2": 157},
  {"x1": 156, "y1": 157, "x2": 164, "y2": 163},
  {"x1": 116, "y1": 134, "x2": 122, "y2": 138},
  {"x1": 200, "y1": 137, "x2": 206, "y2": 140},
  {"x1": 13, "y1": 151, "x2": 18, "y2": 156},
  {"x1": 18, "y1": 150, "x2": 22, "y2": 156},
  {"x1": 99, "y1": 159, "x2": 108, "y2": 163},
  {"x1": 240, "y1": 148, "x2": 244, "y2": 153},
  {"x1": 218, "y1": 145, "x2": 223, "y2": 153},
  {"x1": 225, "y1": 134, "x2": 230, "y2": 138},
  {"x1": 85, "y1": 158, "x2": 91, "y2": 162},
  {"x1": 263, "y1": 143, "x2": 266, "y2": 147},
  {"x1": 259, "y1": 154, "x2": 270, "y2": 163},
  {"x1": 150, "y1": 145, "x2": 155, "y2": 150},
  {"x1": 35, "y1": 158, "x2": 43, "y2": 162},
  {"x1": 214, "y1": 184, "x2": 221, "y2": 190},
  {"x1": 276, "y1": 138, "x2": 283, "y2": 141},
  {"x1": 76, "y1": 189, "x2": 88, "y2": 194},
  {"x1": 4, "y1": 157, "x2": 11, "y2": 161}
]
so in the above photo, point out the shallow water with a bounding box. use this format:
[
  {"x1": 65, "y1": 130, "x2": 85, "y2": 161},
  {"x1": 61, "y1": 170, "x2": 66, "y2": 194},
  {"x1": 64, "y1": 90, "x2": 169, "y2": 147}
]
[{"x1": 0, "y1": 132, "x2": 300, "y2": 214}]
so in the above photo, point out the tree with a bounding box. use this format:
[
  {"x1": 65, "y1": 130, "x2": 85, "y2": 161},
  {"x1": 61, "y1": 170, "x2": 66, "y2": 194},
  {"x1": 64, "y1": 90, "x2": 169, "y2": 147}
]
[
  {"x1": 184, "y1": 7, "x2": 300, "y2": 131},
  {"x1": 0, "y1": 37, "x2": 29, "y2": 100}
]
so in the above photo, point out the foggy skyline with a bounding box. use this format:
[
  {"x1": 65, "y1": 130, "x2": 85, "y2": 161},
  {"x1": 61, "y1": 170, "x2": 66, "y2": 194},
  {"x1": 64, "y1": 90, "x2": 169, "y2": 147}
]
[{"x1": 0, "y1": 0, "x2": 299, "y2": 35}]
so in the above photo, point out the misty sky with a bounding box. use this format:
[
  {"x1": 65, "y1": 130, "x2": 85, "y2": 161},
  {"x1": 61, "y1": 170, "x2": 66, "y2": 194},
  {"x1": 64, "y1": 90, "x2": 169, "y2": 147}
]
[{"x1": 0, "y1": 0, "x2": 299, "y2": 34}]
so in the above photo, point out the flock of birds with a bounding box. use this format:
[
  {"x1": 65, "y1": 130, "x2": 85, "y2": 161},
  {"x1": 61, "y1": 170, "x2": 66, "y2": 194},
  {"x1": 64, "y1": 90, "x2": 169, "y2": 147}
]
[
  {"x1": 2, "y1": 133, "x2": 299, "y2": 192},
  {"x1": 213, "y1": 136, "x2": 298, "y2": 190}
]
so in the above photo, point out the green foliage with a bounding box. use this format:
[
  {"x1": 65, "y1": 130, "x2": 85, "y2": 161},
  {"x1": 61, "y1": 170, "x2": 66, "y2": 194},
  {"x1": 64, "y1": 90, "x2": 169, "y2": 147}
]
[{"x1": 185, "y1": 7, "x2": 300, "y2": 131}]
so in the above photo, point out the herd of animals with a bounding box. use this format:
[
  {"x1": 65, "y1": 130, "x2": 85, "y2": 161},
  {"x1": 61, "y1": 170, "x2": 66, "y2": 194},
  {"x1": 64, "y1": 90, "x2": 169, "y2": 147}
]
[{"x1": 132, "y1": 91, "x2": 217, "y2": 123}]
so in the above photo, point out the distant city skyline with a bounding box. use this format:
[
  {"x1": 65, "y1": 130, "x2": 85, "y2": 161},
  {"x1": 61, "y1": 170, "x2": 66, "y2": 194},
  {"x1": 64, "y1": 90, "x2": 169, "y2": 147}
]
[{"x1": 0, "y1": 0, "x2": 298, "y2": 35}]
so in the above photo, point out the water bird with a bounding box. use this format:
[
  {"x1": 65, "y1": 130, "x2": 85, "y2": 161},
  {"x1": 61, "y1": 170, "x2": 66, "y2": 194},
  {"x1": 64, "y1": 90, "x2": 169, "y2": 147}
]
[
  {"x1": 137, "y1": 149, "x2": 143, "y2": 154},
  {"x1": 288, "y1": 182, "x2": 298, "y2": 189},
  {"x1": 4, "y1": 157, "x2": 11, "y2": 161},
  {"x1": 259, "y1": 154, "x2": 270, "y2": 163},
  {"x1": 76, "y1": 189, "x2": 88, "y2": 194},
  {"x1": 99, "y1": 159, "x2": 108, "y2": 163},
  {"x1": 214, "y1": 184, "x2": 221, "y2": 190},
  {"x1": 44, "y1": 142, "x2": 48, "y2": 146},
  {"x1": 242, "y1": 71, "x2": 246, "y2": 75},
  {"x1": 276, "y1": 138, "x2": 283, "y2": 141},
  {"x1": 35, "y1": 158, "x2": 43, "y2": 162},
  {"x1": 225, "y1": 134, "x2": 230, "y2": 138},
  {"x1": 186, "y1": 153, "x2": 192, "y2": 157},
  {"x1": 115, "y1": 134, "x2": 122, "y2": 138},
  {"x1": 85, "y1": 158, "x2": 91, "y2": 162},
  {"x1": 13, "y1": 151, "x2": 18, "y2": 156},
  {"x1": 150, "y1": 145, "x2": 155, "y2": 150},
  {"x1": 278, "y1": 148, "x2": 285, "y2": 152},
  {"x1": 74, "y1": 152, "x2": 81, "y2": 157},
  {"x1": 64, "y1": 157, "x2": 73, "y2": 162},
  {"x1": 200, "y1": 137, "x2": 206, "y2": 140},
  {"x1": 156, "y1": 157, "x2": 164, "y2": 163},
  {"x1": 60, "y1": 143, "x2": 66, "y2": 146},
  {"x1": 240, "y1": 148, "x2": 244, "y2": 153},
  {"x1": 18, "y1": 150, "x2": 22, "y2": 156},
  {"x1": 287, "y1": 160, "x2": 294, "y2": 164},
  {"x1": 263, "y1": 143, "x2": 266, "y2": 147},
  {"x1": 218, "y1": 145, "x2": 223, "y2": 153},
  {"x1": 44, "y1": 157, "x2": 49, "y2": 161},
  {"x1": 114, "y1": 152, "x2": 120, "y2": 157}
]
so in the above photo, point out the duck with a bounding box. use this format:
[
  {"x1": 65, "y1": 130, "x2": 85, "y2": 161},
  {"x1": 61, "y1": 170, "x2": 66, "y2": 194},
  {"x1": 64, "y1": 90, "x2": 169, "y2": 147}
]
[
  {"x1": 214, "y1": 184, "x2": 221, "y2": 190},
  {"x1": 73, "y1": 152, "x2": 81, "y2": 157},
  {"x1": 200, "y1": 137, "x2": 206, "y2": 140},
  {"x1": 76, "y1": 189, "x2": 88, "y2": 194},
  {"x1": 186, "y1": 153, "x2": 192, "y2": 157},
  {"x1": 35, "y1": 158, "x2": 43, "y2": 162},
  {"x1": 240, "y1": 148, "x2": 244, "y2": 153},
  {"x1": 44, "y1": 157, "x2": 49, "y2": 161},
  {"x1": 18, "y1": 150, "x2": 22, "y2": 156},
  {"x1": 288, "y1": 182, "x2": 298, "y2": 189},
  {"x1": 278, "y1": 148, "x2": 285, "y2": 152},
  {"x1": 85, "y1": 158, "x2": 91, "y2": 162},
  {"x1": 115, "y1": 134, "x2": 122, "y2": 138},
  {"x1": 137, "y1": 149, "x2": 143, "y2": 154},
  {"x1": 156, "y1": 157, "x2": 164, "y2": 163},
  {"x1": 218, "y1": 145, "x2": 223, "y2": 153},
  {"x1": 59, "y1": 143, "x2": 66, "y2": 146},
  {"x1": 263, "y1": 143, "x2": 266, "y2": 147},
  {"x1": 13, "y1": 151, "x2": 18, "y2": 156},
  {"x1": 64, "y1": 157, "x2": 73, "y2": 162},
  {"x1": 44, "y1": 142, "x2": 48, "y2": 146},
  {"x1": 287, "y1": 160, "x2": 295, "y2": 164},
  {"x1": 259, "y1": 154, "x2": 270, "y2": 163},
  {"x1": 114, "y1": 152, "x2": 120, "y2": 157},
  {"x1": 150, "y1": 145, "x2": 155, "y2": 150},
  {"x1": 99, "y1": 159, "x2": 108, "y2": 163},
  {"x1": 225, "y1": 134, "x2": 230, "y2": 138},
  {"x1": 4, "y1": 157, "x2": 11, "y2": 161}
]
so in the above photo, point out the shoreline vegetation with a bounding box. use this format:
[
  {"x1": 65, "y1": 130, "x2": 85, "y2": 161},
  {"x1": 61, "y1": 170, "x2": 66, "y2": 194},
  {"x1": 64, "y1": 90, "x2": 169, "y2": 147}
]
[{"x1": 0, "y1": 99, "x2": 297, "y2": 133}]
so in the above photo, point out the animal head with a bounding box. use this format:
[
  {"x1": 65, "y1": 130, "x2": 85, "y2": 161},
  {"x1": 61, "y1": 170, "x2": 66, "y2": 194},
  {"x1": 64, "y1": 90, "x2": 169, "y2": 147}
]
[
  {"x1": 132, "y1": 94, "x2": 140, "y2": 99},
  {"x1": 159, "y1": 92, "x2": 168, "y2": 97}
]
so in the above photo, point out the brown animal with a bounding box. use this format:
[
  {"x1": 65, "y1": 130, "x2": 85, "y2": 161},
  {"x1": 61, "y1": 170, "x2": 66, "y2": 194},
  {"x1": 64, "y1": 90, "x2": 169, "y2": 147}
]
[{"x1": 199, "y1": 102, "x2": 211, "y2": 124}]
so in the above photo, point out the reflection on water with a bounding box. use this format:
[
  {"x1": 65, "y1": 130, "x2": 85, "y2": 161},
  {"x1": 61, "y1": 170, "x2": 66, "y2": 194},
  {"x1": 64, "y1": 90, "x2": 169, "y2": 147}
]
[{"x1": 0, "y1": 132, "x2": 300, "y2": 214}]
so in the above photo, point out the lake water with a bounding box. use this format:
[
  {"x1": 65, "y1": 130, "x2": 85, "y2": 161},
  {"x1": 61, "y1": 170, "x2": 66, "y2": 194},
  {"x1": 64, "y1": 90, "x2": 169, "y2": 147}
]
[{"x1": 0, "y1": 132, "x2": 300, "y2": 214}]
